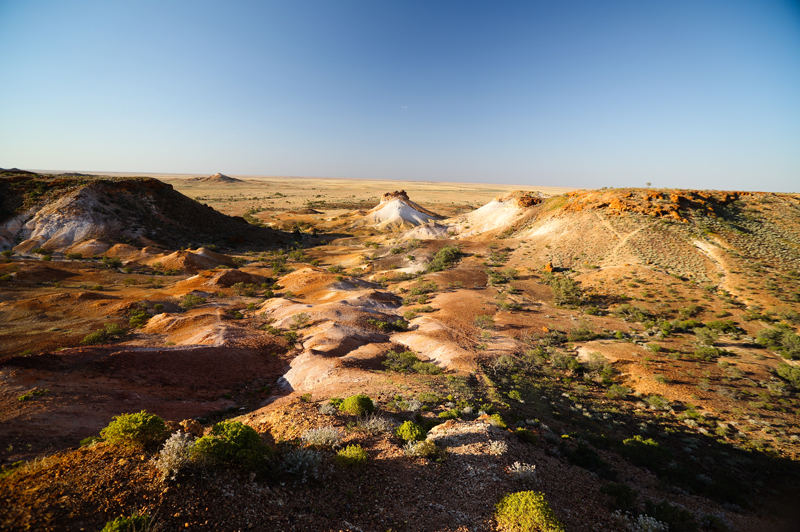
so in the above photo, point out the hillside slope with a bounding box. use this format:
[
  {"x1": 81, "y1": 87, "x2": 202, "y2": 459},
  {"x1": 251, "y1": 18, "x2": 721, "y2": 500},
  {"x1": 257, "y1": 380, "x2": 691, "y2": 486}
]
[{"x1": 0, "y1": 171, "x2": 287, "y2": 253}]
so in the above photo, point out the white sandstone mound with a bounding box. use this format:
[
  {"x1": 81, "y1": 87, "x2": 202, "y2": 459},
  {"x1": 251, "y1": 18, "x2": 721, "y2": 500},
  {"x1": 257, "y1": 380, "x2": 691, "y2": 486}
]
[
  {"x1": 401, "y1": 221, "x2": 452, "y2": 240},
  {"x1": 354, "y1": 190, "x2": 443, "y2": 231},
  {"x1": 448, "y1": 190, "x2": 547, "y2": 237}
]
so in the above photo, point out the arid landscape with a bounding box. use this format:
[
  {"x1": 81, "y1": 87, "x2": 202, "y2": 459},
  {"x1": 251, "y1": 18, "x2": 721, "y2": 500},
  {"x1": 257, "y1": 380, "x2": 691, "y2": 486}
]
[{"x1": 2, "y1": 169, "x2": 800, "y2": 531}]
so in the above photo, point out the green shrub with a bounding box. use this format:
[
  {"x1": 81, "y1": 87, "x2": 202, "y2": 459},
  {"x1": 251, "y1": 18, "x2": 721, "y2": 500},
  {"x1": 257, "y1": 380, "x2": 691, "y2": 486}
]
[
  {"x1": 757, "y1": 325, "x2": 800, "y2": 359},
  {"x1": 180, "y1": 293, "x2": 206, "y2": 310},
  {"x1": 564, "y1": 442, "x2": 617, "y2": 480},
  {"x1": 396, "y1": 421, "x2": 425, "y2": 441},
  {"x1": 81, "y1": 323, "x2": 128, "y2": 345},
  {"x1": 18, "y1": 388, "x2": 49, "y2": 401},
  {"x1": 426, "y1": 245, "x2": 462, "y2": 272},
  {"x1": 0, "y1": 250, "x2": 12, "y2": 257},
  {"x1": 403, "y1": 439, "x2": 440, "y2": 458},
  {"x1": 411, "y1": 361, "x2": 442, "y2": 374},
  {"x1": 692, "y1": 346, "x2": 723, "y2": 360},
  {"x1": 494, "y1": 491, "x2": 565, "y2": 532},
  {"x1": 776, "y1": 362, "x2": 800, "y2": 389},
  {"x1": 81, "y1": 329, "x2": 108, "y2": 345},
  {"x1": 100, "y1": 513, "x2": 150, "y2": 532},
  {"x1": 438, "y1": 409, "x2": 459, "y2": 420},
  {"x1": 600, "y1": 482, "x2": 637, "y2": 511},
  {"x1": 66, "y1": 252, "x2": 82, "y2": 260},
  {"x1": 621, "y1": 435, "x2": 670, "y2": 469},
  {"x1": 80, "y1": 436, "x2": 102, "y2": 447},
  {"x1": 128, "y1": 309, "x2": 150, "y2": 328},
  {"x1": 383, "y1": 350, "x2": 419, "y2": 372},
  {"x1": 549, "y1": 275, "x2": 582, "y2": 306},
  {"x1": 101, "y1": 256, "x2": 123, "y2": 269},
  {"x1": 0, "y1": 274, "x2": 12, "y2": 282},
  {"x1": 643, "y1": 500, "x2": 699, "y2": 532},
  {"x1": 100, "y1": 410, "x2": 168, "y2": 449},
  {"x1": 192, "y1": 420, "x2": 267, "y2": 471},
  {"x1": 339, "y1": 393, "x2": 374, "y2": 416},
  {"x1": 335, "y1": 444, "x2": 369, "y2": 468},
  {"x1": 488, "y1": 413, "x2": 507, "y2": 429},
  {"x1": 475, "y1": 314, "x2": 495, "y2": 330},
  {"x1": 514, "y1": 428, "x2": 537, "y2": 444}
]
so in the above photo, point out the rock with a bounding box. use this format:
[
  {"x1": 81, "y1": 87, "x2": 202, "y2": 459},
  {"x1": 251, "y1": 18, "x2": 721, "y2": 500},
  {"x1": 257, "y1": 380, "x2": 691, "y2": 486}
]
[
  {"x1": 180, "y1": 419, "x2": 204, "y2": 437},
  {"x1": 544, "y1": 261, "x2": 554, "y2": 272}
]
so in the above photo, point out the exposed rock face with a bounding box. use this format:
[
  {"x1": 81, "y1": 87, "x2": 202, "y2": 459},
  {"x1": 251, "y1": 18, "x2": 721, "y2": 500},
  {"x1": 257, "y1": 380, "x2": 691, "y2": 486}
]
[
  {"x1": 562, "y1": 188, "x2": 751, "y2": 222},
  {"x1": 0, "y1": 173, "x2": 286, "y2": 252}
]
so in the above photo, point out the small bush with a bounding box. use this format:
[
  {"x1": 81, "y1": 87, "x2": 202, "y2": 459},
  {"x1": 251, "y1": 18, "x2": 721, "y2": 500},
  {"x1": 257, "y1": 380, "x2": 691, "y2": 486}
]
[
  {"x1": 128, "y1": 309, "x2": 150, "y2": 328},
  {"x1": 339, "y1": 394, "x2": 374, "y2": 416},
  {"x1": 301, "y1": 426, "x2": 343, "y2": 448},
  {"x1": 100, "y1": 513, "x2": 151, "y2": 532},
  {"x1": 692, "y1": 346, "x2": 723, "y2": 360},
  {"x1": 488, "y1": 413, "x2": 507, "y2": 429},
  {"x1": 475, "y1": 314, "x2": 495, "y2": 330},
  {"x1": 600, "y1": 482, "x2": 638, "y2": 511},
  {"x1": 100, "y1": 410, "x2": 168, "y2": 449},
  {"x1": 776, "y1": 362, "x2": 800, "y2": 389},
  {"x1": 487, "y1": 440, "x2": 508, "y2": 456},
  {"x1": 757, "y1": 325, "x2": 800, "y2": 359},
  {"x1": 180, "y1": 293, "x2": 207, "y2": 310},
  {"x1": 290, "y1": 312, "x2": 310, "y2": 329},
  {"x1": 550, "y1": 275, "x2": 582, "y2": 306},
  {"x1": 101, "y1": 256, "x2": 123, "y2": 269},
  {"x1": 17, "y1": 388, "x2": 48, "y2": 401},
  {"x1": 319, "y1": 403, "x2": 338, "y2": 415},
  {"x1": 438, "y1": 409, "x2": 460, "y2": 420},
  {"x1": 643, "y1": 500, "x2": 699, "y2": 532},
  {"x1": 336, "y1": 444, "x2": 368, "y2": 468},
  {"x1": 396, "y1": 421, "x2": 425, "y2": 442},
  {"x1": 383, "y1": 349, "x2": 419, "y2": 372},
  {"x1": 153, "y1": 431, "x2": 195, "y2": 479},
  {"x1": 279, "y1": 448, "x2": 322, "y2": 483},
  {"x1": 514, "y1": 428, "x2": 537, "y2": 444},
  {"x1": 412, "y1": 361, "x2": 442, "y2": 374},
  {"x1": 621, "y1": 435, "x2": 670, "y2": 469},
  {"x1": 426, "y1": 245, "x2": 462, "y2": 272},
  {"x1": 508, "y1": 461, "x2": 538, "y2": 484},
  {"x1": 356, "y1": 414, "x2": 396, "y2": 434},
  {"x1": 494, "y1": 491, "x2": 565, "y2": 532},
  {"x1": 192, "y1": 420, "x2": 267, "y2": 471},
  {"x1": 403, "y1": 439, "x2": 438, "y2": 458}
]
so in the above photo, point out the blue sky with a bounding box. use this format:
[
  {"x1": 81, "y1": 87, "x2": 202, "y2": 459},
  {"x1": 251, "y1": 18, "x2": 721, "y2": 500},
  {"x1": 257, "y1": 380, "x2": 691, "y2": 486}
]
[{"x1": 1, "y1": 1, "x2": 799, "y2": 191}]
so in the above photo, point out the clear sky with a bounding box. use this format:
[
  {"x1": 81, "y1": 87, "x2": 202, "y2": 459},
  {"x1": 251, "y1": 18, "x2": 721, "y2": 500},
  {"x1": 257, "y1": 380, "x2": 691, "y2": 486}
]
[{"x1": 1, "y1": 1, "x2": 799, "y2": 191}]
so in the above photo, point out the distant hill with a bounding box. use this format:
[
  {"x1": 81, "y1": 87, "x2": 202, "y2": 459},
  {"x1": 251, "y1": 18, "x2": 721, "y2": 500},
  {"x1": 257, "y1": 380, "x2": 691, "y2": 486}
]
[{"x1": 187, "y1": 173, "x2": 244, "y2": 184}]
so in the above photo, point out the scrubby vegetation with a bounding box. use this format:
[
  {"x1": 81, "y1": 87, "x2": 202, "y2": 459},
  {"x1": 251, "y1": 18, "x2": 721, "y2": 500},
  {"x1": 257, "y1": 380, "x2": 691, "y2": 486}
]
[
  {"x1": 338, "y1": 394, "x2": 375, "y2": 416},
  {"x1": 100, "y1": 411, "x2": 168, "y2": 450},
  {"x1": 494, "y1": 491, "x2": 565, "y2": 532}
]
